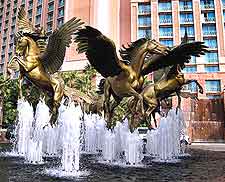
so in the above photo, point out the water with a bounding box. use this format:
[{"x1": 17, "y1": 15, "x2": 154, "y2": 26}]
[
  {"x1": 146, "y1": 108, "x2": 187, "y2": 163},
  {"x1": 1, "y1": 144, "x2": 225, "y2": 182},
  {"x1": 12, "y1": 99, "x2": 83, "y2": 171}
]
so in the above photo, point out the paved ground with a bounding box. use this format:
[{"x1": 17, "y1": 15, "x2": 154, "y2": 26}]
[{"x1": 190, "y1": 143, "x2": 225, "y2": 151}]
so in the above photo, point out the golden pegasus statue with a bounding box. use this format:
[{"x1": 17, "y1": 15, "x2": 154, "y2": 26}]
[
  {"x1": 128, "y1": 33, "x2": 209, "y2": 130},
  {"x1": 9, "y1": 7, "x2": 84, "y2": 125},
  {"x1": 74, "y1": 26, "x2": 171, "y2": 128}
]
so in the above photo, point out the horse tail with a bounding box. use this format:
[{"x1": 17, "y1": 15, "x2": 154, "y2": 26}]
[{"x1": 96, "y1": 78, "x2": 106, "y2": 95}]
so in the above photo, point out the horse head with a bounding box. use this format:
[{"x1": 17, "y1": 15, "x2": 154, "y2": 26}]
[
  {"x1": 15, "y1": 31, "x2": 40, "y2": 57},
  {"x1": 146, "y1": 39, "x2": 169, "y2": 56}
]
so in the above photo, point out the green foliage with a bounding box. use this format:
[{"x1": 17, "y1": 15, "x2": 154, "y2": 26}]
[
  {"x1": 61, "y1": 65, "x2": 97, "y2": 95},
  {"x1": 0, "y1": 74, "x2": 41, "y2": 126}
]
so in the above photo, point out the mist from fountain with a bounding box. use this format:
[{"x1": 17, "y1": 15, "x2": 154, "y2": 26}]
[
  {"x1": 146, "y1": 108, "x2": 187, "y2": 163},
  {"x1": 59, "y1": 101, "x2": 82, "y2": 172}
]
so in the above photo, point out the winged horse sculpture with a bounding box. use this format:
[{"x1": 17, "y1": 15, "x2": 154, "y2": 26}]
[{"x1": 9, "y1": 7, "x2": 84, "y2": 125}]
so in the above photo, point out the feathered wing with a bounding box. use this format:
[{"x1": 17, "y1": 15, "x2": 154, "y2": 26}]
[
  {"x1": 40, "y1": 17, "x2": 84, "y2": 74},
  {"x1": 141, "y1": 41, "x2": 209, "y2": 75},
  {"x1": 74, "y1": 26, "x2": 122, "y2": 78},
  {"x1": 17, "y1": 7, "x2": 35, "y2": 33}
]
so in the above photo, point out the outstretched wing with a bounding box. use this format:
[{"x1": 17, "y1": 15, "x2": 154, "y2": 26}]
[
  {"x1": 17, "y1": 7, "x2": 35, "y2": 33},
  {"x1": 141, "y1": 41, "x2": 209, "y2": 75},
  {"x1": 74, "y1": 26, "x2": 122, "y2": 78},
  {"x1": 40, "y1": 17, "x2": 84, "y2": 74}
]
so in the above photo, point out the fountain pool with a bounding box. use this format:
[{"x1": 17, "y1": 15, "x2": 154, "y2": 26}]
[{"x1": 1, "y1": 143, "x2": 225, "y2": 182}]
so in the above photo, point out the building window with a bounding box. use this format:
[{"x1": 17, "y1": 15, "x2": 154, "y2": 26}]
[
  {"x1": 200, "y1": 0, "x2": 214, "y2": 9},
  {"x1": 37, "y1": 0, "x2": 42, "y2": 5},
  {"x1": 201, "y1": 12, "x2": 215, "y2": 22},
  {"x1": 206, "y1": 95, "x2": 222, "y2": 99},
  {"x1": 35, "y1": 15, "x2": 41, "y2": 24},
  {"x1": 48, "y1": 3, "x2": 54, "y2": 12},
  {"x1": 158, "y1": 2, "x2": 172, "y2": 11},
  {"x1": 57, "y1": 18, "x2": 64, "y2": 27},
  {"x1": 36, "y1": 6, "x2": 42, "y2": 15},
  {"x1": 59, "y1": 0, "x2": 64, "y2": 7},
  {"x1": 180, "y1": 26, "x2": 194, "y2": 37},
  {"x1": 188, "y1": 82, "x2": 197, "y2": 92},
  {"x1": 58, "y1": 8, "x2": 64, "y2": 17},
  {"x1": 159, "y1": 27, "x2": 173, "y2": 37},
  {"x1": 28, "y1": 0, "x2": 33, "y2": 9},
  {"x1": 47, "y1": 13, "x2": 53, "y2": 21},
  {"x1": 204, "y1": 52, "x2": 218, "y2": 63},
  {"x1": 138, "y1": 3, "x2": 150, "y2": 14},
  {"x1": 159, "y1": 39, "x2": 173, "y2": 47},
  {"x1": 205, "y1": 80, "x2": 221, "y2": 92},
  {"x1": 205, "y1": 65, "x2": 219, "y2": 72},
  {"x1": 202, "y1": 24, "x2": 216, "y2": 35},
  {"x1": 179, "y1": 0, "x2": 192, "y2": 10},
  {"x1": 138, "y1": 16, "x2": 151, "y2": 26},
  {"x1": 180, "y1": 13, "x2": 193, "y2": 23},
  {"x1": 182, "y1": 65, "x2": 197, "y2": 73},
  {"x1": 47, "y1": 22, "x2": 52, "y2": 32},
  {"x1": 159, "y1": 14, "x2": 172, "y2": 24},
  {"x1": 203, "y1": 38, "x2": 217, "y2": 49},
  {"x1": 138, "y1": 28, "x2": 151, "y2": 39}
]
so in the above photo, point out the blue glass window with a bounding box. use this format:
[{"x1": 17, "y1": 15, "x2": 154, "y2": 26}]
[
  {"x1": 202, "y1": 24, "x2": 216, "y2": 35},
  {"x1": 183, "y1": 66, "x2": 197, "y2": 73},
  {"x1": 180, "y1": 26, "x2": 194, "y2": 36},
  {"x1": 159, "y1": 39, "x2": 173, "y2": 47},
  {"x1": 188, "y1": 82, "x2": 197, "y2": 92},
  {"x1": 59, "y1": 0, "x2": 64, "y2": 7},
  {"x1": 205, "y1": 80, "x2": 221, "y2": 92},
  {"x1": 138, "y1": 16, "x2": 151, "y2": 26},
  {"x1": 180, "y1": 13, "x2": 193, "y2": 23},
  {"x1": 203, "y1": 38, "x2": 217, "y2": 49},
  {"x1": 138, "y1": 3, "x2": 150, "y2": 14},
  {"x1": 159, "y1": 14, "x2": 172, "y2": 24},
  {"x1": 36, "y1": 6, "x2": 42, "y2": 15},
  {"x1": 138, "y1": 29, "x2": 151, "y2": 39},
  {"x1": 35, "y1": 15, "x2": 41, "y2": 24},
  {"x1": 205, "y1": 65, "x2": 219, "y2": 72},
  {"x1": 180, "y1": 1, "x2": 192, "y2": 10},
  {"x1": 200, "y1": 0, "x2": 214, "y2": 9},
  {"x1": 159, "y1": 27, "x2": 173, "y2": 37},
  {"x1": 158, "y1": 2, "x2": 172, "y2": 11},
  {"x1": 204, "y1": 52, "x2": 218, "y2": 63},
  {"x1": 207, "y1": 95, "x2": 222, "y2": 99},
  {"x1": 58, "y1": 8, "x2": 64, "y2": 17},
  {"x1": 202, "y1": 12, "x2": 215, "y2": 22}
]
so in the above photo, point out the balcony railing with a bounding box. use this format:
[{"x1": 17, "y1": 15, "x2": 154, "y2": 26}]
[
  {"x1": 180, "y1": 5, "x2": 192, "y2": 11},
  {"x1": 203, "y1": 31, "x2": 216, "y2": 36},
  {"x1": 159, "y1": 19, "x2": 172, "y2": 24},
  {"x1": 201, "y1": 4, "x2": 214, "y2": 9},
  {"x1": 203, "y1": 17, "x2": 216, "y2": 23},
  {"x1": 180, "y1": 18, "x2": 194, "y2": 24},
  {"x1": 158, "y1": 6, "x2": 172, "y2": 12},
  {"x1": 159, "y1": 32, "x2": 173, "y2": 37}
]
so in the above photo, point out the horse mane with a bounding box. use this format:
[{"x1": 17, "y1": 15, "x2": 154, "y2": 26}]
[{"x1": 119, "y1": 38, "x2": 147, "y2": 61}]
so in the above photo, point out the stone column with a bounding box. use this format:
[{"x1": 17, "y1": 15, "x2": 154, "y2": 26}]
[
  {"x1": 151, "y1": 0, "x2": 159, "y2": 41},
  {"x1": 172, "y1": 0, "x2": 180, "y2": 45}
]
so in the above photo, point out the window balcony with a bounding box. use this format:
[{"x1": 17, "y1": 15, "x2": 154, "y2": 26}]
[
  {"x1": 180, "y1": 18, "x2": 194, "y2": 24},
  {"x1": 159, "y1": 19, "x2": 172, "y2": 24},
  {"x1": 203, "y1": 31, "x2": 216, "y2": 36},
  {"x1": 159, "y1": 32, "x2": 173, "y2": 37},
  {"x1": 180, "y1": 5, "x2": 192, "y2": 11},
  {"x1": 203, "y1": 17, "x2": 215, "y2": 23},
  {"x1": 201, "y1": 4, "x2": 214, "y2": 10}
]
